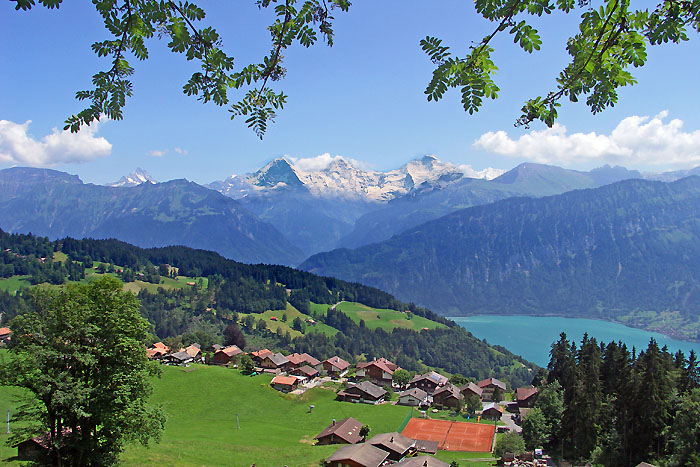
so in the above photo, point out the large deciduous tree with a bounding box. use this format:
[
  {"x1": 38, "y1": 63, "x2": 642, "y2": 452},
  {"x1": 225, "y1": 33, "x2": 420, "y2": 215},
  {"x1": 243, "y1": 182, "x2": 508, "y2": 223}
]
[{"x1": 1, "y1": 276, "x2": 165, "y2": 466}]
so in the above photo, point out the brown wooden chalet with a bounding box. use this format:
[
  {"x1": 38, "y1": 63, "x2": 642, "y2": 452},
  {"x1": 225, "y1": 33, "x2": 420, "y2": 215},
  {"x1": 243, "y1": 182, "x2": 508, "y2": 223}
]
[
  {"x1": 393, "y1": 456, "x2": 449, "y2": 467},
  {"x1": 324, "y1": 356, "x2": 350, "y2": 376},
  {"x1": 407, "y1": 371, "x2": 448, "y2": 395},
  {"x1": 270, "y1": 375, "x2": 299, "y2": 392},
  {"x1": 290, "y1": 364, "x2": 319, "y2": 382},
  {"x1": 162, "y1": 350, "x2": 193, "y2": 366},
  {"x1": 398, "y1": 388, "x2": 429, "y2": 407},
  {"x1": 250, "y1": 348, "x2": 273, "y2": 365},
  {"x1": 516, "y1": 386, "x2": 539, "y2": 408},
  {"x1": 337, "y1": 381, "x2": 387, "y2": 404},
  {"x1": 184, "y1": 343, "x2": 204, "y2": 363},
  {"x1": 481, "y1": 402, "x2": 503, "y2": 420},
  {"x1": 356, "y1": 358, "x2": 399, "y2": 386},
  {"x1": 459, "y1": 382, "x2": 483, "y2": 400},
  {"x1": 432, "y1": 383, "x2": 463, "y2": 409},
  {"x1": 286, "y1": 352, "x2": 322, "y2": 371},
  {"x1": 259, "y1": 352, "x2": 289, "y2": 370},
  {"x1": 478, "y1": 377, "x2": 506, "y2": 401},
  {"x1": 367, "y1": 432, "x2": 415, "y2": 461},
  {"x1": 315, "y1": 417, "x2": 364, "y2": 445},
  {"x1": 325, "y1": 443, "x2": 389, "y2": 467},
  {"x1": 211, "y1": 345, "x2": 243, "y2": 365}
]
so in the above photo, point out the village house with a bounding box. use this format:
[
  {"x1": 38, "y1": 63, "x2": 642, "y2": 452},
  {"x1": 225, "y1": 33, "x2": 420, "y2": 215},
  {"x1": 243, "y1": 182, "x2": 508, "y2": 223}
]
[
  {"x1": 481, "y1": 402, "x2": 504, "y2": 420},
  {"x1": 337, "y1": 381, "x2": 387, "y2": 404},
  {"x1": 145, "y1": 342, "x2": 170, "y2": 359},
  {"x1": 270, "y1": 374, "x2": 299, "y2": 392},
  {"x1": 367, "y1": 432, "x2": 415, "y2": 461},
  {"x1": 432, "y1": 383, "x2": 463, "y2": 409},
  {"x1": 325, "y1": 443, "x2": 389, "y2": 467},
  {"x1": 290, "y1": 364, "x2": 319, "y2": 383},
  {"x1": 460, "y1": 382, "x2": 483, "y2": 400},
  {"x1": 413, "y1": 440, "x2": 439, "y2": 455},
  {"x1": 393, "y1": 456, "x2": 449, "y2": 467},
  {"x1": 184, "y1": 343, "x2": 204, "y2": 363},
  {"x1": 323, "y1": 356, "x2": 350, "y2": 377},
  {"x1": 407, "y1": 371, "x2": 448, "y2": 395},
  {"x1": 161, "y1": 350, "x2": 193, "y2": 366},
  {"x1": 250, "y1": 348, "x2": 273, "y2": 365},
  {"x1": 356, "y1": 358, "x2": 399, "y2": 386},
  {"x1": 286, "y1": 352, "x2": 322, "y2": 372},
  {"x1": 314, "y1": 417, "x2": 364, "y2": 445},
  {"x1": 0, "y1": 327, "x2": 12, "y2": 346},
  {"x1": 516, "y1": 386, "x2": 539, "y2": 408},
  {"x1": 211, "y1": 345, "x2": 243, "y2": 365},
  {"x1": 478, "y1": 377, "x2": 506, "y2": 402},
  {"x1": 397, "y1": 388, "x2": 430, "y2": 407},
  {"x1": 259, "y1": 352, "x2": 289, "y2": 371}
]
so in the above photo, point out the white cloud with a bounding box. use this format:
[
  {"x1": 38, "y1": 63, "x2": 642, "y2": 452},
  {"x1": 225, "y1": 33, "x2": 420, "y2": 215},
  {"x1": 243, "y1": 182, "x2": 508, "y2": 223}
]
[
  {"x1": 288, "y1": 152, "x2": 365, "y2": 172},
  {"x1": 0, "y1": 119, "x2": 112, "y2": 166},
  {"x1": 148, "y1": 149, "x2": 168, "y2": 157},
  {"x1": 473, "y1": 111, "x2": 700, "y2": 168},
  {"x1": 173, "y1": 147, "x2": 188, "y2": 156}
]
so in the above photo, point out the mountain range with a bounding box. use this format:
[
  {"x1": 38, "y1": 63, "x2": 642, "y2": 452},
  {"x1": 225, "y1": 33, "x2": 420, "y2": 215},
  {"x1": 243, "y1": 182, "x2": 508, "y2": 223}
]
[
  {"x1": 301, "y1": 176, "x2": 700, "y2": 340},
  {"x1": 0, "y1": 167, "x2": 303, "y2": 265}
]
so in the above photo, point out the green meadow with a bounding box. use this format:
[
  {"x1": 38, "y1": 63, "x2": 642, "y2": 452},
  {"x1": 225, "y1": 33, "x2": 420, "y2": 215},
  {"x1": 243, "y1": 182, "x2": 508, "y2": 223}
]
[
  {"x1": 333, "y1": 301, "x2": 447, "y2": 332},
  {"x1": 0, "y1": 363, "x2": 497, "y2": 466},
  {"x1": 0, "y1": 276, "x2": 30, "y2": 294}
]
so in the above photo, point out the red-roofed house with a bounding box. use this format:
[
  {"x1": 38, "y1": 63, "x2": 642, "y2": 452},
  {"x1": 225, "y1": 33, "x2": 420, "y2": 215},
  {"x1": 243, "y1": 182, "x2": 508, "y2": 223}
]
[
  {"x1": 478, "y1": 377, "x2": 506, "y2": 402},
  {"x1": 271, "y1": 375, "x2": 299, "y2": 392},
  {"x1": 250, "y1": 348, "x2": 274, "y2": 365},
  {"x1": 315, "y1": 417, "x2": 364, "y2": 445},
  {"x1": 324, "y1": 356, "x2": 350, "y2": 377},
  {"x1": 0, "y1": 327, "x2": 11, "y2": 345},
  {"x1": 211, "y1": 345, "x2": 243, "y2": 365},
  {"x1": 356, "y1": 359, "x2": 399, "y2": 386},
  {"x1": 516, "y1": 386, "x2": 539, "y2": 408}
]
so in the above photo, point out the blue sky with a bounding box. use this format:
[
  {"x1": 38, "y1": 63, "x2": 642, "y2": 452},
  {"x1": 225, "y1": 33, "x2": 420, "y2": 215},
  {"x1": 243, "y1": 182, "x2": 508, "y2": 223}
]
[{"x1": 1, "y1": 1, "x2": 699, "y2": 185}]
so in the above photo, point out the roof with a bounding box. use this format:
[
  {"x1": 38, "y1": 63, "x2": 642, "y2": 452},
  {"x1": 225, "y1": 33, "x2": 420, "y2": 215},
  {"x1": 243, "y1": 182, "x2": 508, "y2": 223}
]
[
  {"x1": 326, "y1": 443, "x2": 389, "y2": 467},
  {"x1": 357, "y1": 360, "x2": 395, "y2": 375},
  {"x1": 393, "y1": 455, "x2": 450, "y2": 467},
  {"x1": 367, "y1": 432, "x2": 415, "y2": 455},
  {"x1": 516, "y1": 386, "x2": 538, "y2": 401},
  {"x1": 286, "y1": 354, "x2": 304, "y2": 366},
  {"x1": 636, "y1": 463, "x2": 657, "y2": 467},
  {"x1": 0, "y1": 327, "x2": 11, "y2": 337},
  {"x1": 315, "y1": 417, "x2": 363, "y2": 444},
  {"x1": 184, "y1": 345, "x2": 201, "y2": 358},
  {"x1": 152, "y1": 341, "x2": 168, "y2": 350},
  {"x1": 347, "y1": 381, "x2": 388, "y2": 399},
  {"x1": 146, "y1": 348, "x2": 167, "y2": 358},
  {"x1": 399, "y1": 388, "x2": 428, "y2": 400},
  {"x1": 460, "y1": 382, "x2": 483, "y2": 397},
  {"x1": 167, "y1": 351, "x2": 192, "y2": 362},
  {"x1": 482, "y1": 402, "x2": 503, "y2": 414},
  {"x1": 413, "y1": 439, "x2": 439, "y2": 454},
  {"x1": 220, "y1": 345, "x2": 243, "y2": 357},
  {"x1": 478, "y1": 377, "x2": 506, "y2": 390},
  {"x1": 251, "y1": 349, "x2": 273, "y2": 359},
  {"x1": 293, "y1": 365, "x2": 319, "y2": 377},
  {"x1": 265, "y1": 352, "x2": 289, "y2": 367},
  {"x1": 325, "y1": 356, "x2": 350, "y2": 371},
  {"x1": 299, "y1": 352, "x2": 321, "y2": 367},
  {"x1": 271, "y1": 375, "x2": 297, "y2": 386},
  {"x1": 433, "y1": 383, "x2": 462, "y2": 400}
]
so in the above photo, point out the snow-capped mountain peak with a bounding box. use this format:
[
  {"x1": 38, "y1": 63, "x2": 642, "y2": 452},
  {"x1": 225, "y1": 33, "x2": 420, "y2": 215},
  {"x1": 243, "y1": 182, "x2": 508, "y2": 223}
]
[{"x1": 107, "y1": 168, "x2": 156, "y2": 187}]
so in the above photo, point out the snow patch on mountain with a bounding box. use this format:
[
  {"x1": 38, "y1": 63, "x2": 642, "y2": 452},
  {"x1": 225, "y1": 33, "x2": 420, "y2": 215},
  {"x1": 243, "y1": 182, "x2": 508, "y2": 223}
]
[{"x1": 107, "y1": 168, "x2": 156, "y2": 187}]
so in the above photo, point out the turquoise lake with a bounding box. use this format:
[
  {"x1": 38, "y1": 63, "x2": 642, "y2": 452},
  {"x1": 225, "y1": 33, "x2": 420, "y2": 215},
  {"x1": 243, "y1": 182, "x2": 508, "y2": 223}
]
[{"x1": 451, "y1": 315, "x2": 700, "y2": 367}]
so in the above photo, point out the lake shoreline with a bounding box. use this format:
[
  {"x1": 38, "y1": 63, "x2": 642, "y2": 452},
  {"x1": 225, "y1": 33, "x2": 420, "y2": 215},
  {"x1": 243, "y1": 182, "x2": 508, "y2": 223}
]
[{"x1": 446, "y1": 312, "x2": 700, "y2": 344}]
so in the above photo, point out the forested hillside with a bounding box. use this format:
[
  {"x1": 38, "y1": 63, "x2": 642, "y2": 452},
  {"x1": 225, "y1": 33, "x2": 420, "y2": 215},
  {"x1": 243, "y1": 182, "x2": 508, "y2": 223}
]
[
  {"x1": 0, "y1": 230, "x2": 535, "y2": 387},
  {"x1": 303, "y1": 177, "x2": 700, "y2": 341}
]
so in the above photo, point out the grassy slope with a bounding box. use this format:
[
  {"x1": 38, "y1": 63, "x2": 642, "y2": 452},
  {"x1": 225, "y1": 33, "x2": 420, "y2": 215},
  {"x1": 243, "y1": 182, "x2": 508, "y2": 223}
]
[
  {"x1": 0, "y1": 276, "x2": 31, "y2": 294},
  {"x1": 239, "y1": 303, "x2": 339, "y2": 339},
  {"x1": 0, "y1": 362, "x2": 497, "y2": 466},
  {"x1": 334, "y1": 301, "x2": 447, "y2": 332}
]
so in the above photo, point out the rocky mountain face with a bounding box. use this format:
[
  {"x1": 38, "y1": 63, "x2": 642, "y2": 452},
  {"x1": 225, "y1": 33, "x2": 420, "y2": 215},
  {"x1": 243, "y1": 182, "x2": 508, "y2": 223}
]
[
  {"x1": 301, "y1": 177, "x2": 700, "y2": 335},
  {"x1": 107, "y1": 167, "x2": 157, "y2": 187},
  {"x1": 0, "y1": 167, "x2": 303, "y2": 266}
]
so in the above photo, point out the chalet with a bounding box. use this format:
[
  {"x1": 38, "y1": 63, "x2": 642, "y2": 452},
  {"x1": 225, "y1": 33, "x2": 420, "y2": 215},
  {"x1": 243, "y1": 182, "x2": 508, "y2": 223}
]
[
  {"x1": 162, "y1": 351, "x2": 193, "y2": 366},
  {"x1": 260, "y1": 352, "x2": 289, "y2": 370},
  {"x1": 460, "y1": 382, "x2": 483, "y2": 400},
  {"x1": 393, "y1": 456, "x2": 449, "y2": 467},
  {"x1": 408, "y1": 372, "x2": 448, "y2": 394},
  {"x1": 413, "y1": 440, "x2": 439, "y2": 455},
  {"x1": 250, "y1": 348, "x2": 273, "y2": 365},
  {"x1": 290, "y1": 364, "x2": 320, "y2": 383},
  {"x1": 315, "y1": 417, "x2": 364, "y2": 445},
  {"x1": 367, "y1": 432, "x2": 415, "y2": 461},
  {"x1": 325, "y1": 443, "x2": 389, "y2": 467},
  {"x1": 211, "y1": 345, "x2": 243, "y2": 365},
  {"x1": 397, "y1": 388, "x2": 429, "y2": 407},
  {"x1": 184, "y1": 344, "x2": 204, "y2": 363},
  {"x1": 481, "y1": 402, "x2": 503, "y2": 420},
  {"x1": 146, "y1": 347, "x2": 168, "y2": 359},
  {"x1": 478, "y1": 377, "x2": 506, "y2": 402},
  {"x1": 13, "y1": 436, "x2": 50, "y2": 462},
  {"x1": 337, "y1": 381, "x2": 387, "y2": 404},
  {"x1": 0, "y1": 327, "x2": 13, "y2": 345},
  {"x1": 324, "y1": 356, "x2": 350, "y2": 377},
  {"x1": 356, "y1": 358, "x2": 399, "y2": 386},
  {"x1": 516, "y1": 386, "x2": 539, "y2": 408},
  {"x1": 286, "y1": 352, "x2": 322, "y2": 372},
  {"x1": 270, "y1": 375, "x2": 299, "y2": 392},
  {"x1": 432, "y1": 383, "x2": 463, "y2": 409}
]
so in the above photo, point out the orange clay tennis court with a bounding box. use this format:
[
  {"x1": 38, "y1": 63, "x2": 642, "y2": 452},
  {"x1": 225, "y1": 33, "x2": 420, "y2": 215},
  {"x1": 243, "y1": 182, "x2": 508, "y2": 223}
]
[{"x1": 402, "y1": 418, "x2": 495, "y2": 452}]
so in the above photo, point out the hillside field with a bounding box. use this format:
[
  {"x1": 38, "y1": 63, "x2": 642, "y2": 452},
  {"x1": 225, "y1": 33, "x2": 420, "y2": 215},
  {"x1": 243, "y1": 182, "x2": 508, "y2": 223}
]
[
  {"x1": 0, "y1": 363, "x2": 497, "y2": 466},
  {"x1": 325, "y1": 301, "x2": 447, "y2": 332}
]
